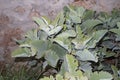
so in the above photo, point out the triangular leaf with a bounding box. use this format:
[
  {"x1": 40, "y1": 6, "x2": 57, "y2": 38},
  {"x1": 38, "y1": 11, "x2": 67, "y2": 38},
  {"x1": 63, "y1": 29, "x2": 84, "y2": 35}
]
[
  {"x1": 76, "y1": 49, "x2": 98, "y2": 62},
  {"x1": 45, "y1": 50, "x2": 59, "y2": 67}
]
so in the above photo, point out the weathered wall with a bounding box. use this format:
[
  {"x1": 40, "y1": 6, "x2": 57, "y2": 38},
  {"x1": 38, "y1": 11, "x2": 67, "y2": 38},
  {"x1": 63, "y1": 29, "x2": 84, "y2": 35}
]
[{"x1": 73, "y1": 0, "x2": 120, "y2": 12}]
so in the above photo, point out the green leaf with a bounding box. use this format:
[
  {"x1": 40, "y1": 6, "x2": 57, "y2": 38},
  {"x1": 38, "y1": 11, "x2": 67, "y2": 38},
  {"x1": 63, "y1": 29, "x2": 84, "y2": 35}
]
[
  {"x1": 50, "y1": 43, "x2": 67, "y2": 58},
  {"x1": 81, "y1": 19, "x2": 102, "y2": 34},
  {"x1": 33, "y1": 17, "x2": 51, "y2": 33},
  {"x1": 98, "y1": 71, "x2": 113, "y2": 80},
  {"x1": 117, "y1": 22, "x2": 120, "y2": 28},
  {"x1": 31, "y1": 40, "x2": 50, "y2": 59},
  {"x1": 25, "y1": 29, "x2": 39, "y2": 40},
  {"x1": 51, "y1": 12, "x2": 65, "y2": 27},
  {"x1": 60, "y1": 54, "x2": 83, "y2": 77},
  {"x1": 38, "y1": 30, "x2": 48, "y2": 40},
  {"x1": 56, "y1": 74, "x2": 64, "y2": 80},
  {"x1": 45, "y1": 50, "x2": 59, "y2": 67},
  {"x1": 76, "y1": 49, "x2": 98, "y2": 62},
  {"x1": 56, "y1": 30, "x2": 76, "y2": 38},
  {"x1": 89, "y1": 71, "x2": 113, "y2": 80},
  {"x1": 54, "y1": 38, "x2": 71, "y2": 53},
  {"x1": 75, "y1": 6, "x2": 85, "y2": 17},
  {"x1": 79, "y1": 62, "x2": 92, "y2": 72},
  {"x1": 12, "y1": 48, "x2": 31, "y2": 57},
  {"x1": 83, "y1": 10, "x2": 94, "y2": 20},
  {"x1": 110, "y1": 22, "x2": 120, "y2": 42},
  {"x1": 111, "y1": 65, "x2": 119, "y2": 80},
  {"x1": 53, "y1": 30, "x2": 76, "y2": 52},
  {"x1": 57, "y1": 12, "x2": 65, "y2": 26},
  {"x1": 93, "y1": 30, "x2": 107, "y2": 42},
  {"x1": 40, "y1": 76, "x2": 54, "y2": 80},
  {"x1": 72, "y1": 25, "x2": 92, "y2": 49},
  {"x1": 69, "y1": 14, "x2": 81, "y2": 23},
  {"x1": 48, "y1": 26, "x2": 63, "y2": 36},
  {"x1": 33, "y1": 17, "x2": 48, "y2": 26},
  {"x1": 86, "y1": 30, "x2": 107, "y2": 48}
]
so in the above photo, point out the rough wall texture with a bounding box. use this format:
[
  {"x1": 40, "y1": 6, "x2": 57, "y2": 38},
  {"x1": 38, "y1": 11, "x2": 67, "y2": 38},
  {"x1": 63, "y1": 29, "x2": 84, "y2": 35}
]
[
  {"x1": 0, "y1": 0, "x2": 120, "y2": 68},
  {"x1": 73, "y1": 0, "x2": 120, "y2": 12}
]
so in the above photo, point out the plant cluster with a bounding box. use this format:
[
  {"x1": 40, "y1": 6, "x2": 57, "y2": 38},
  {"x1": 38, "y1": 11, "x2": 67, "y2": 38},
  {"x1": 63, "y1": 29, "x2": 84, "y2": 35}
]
[{"x1": 12, "y1": 5, "x2": 120, "y2": 80}]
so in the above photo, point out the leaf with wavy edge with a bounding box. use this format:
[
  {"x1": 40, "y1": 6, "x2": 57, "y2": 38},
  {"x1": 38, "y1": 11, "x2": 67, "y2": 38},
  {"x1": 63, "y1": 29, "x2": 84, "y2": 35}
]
[
  {"x1": 53, "y1": 30, "x2": 76, "y2": 52},
  {"x1": 60, "y1": 54, "x2": 83, "y2": 77},
  {"x1": 76, "y1": 49, "x2": 98, "y2": 62}
]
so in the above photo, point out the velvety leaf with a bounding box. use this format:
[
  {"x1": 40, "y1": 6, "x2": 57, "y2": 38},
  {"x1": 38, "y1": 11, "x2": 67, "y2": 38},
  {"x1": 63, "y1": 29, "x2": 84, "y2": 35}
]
[
  {"x1": 111, "y1": 65, "x2": 119, "y2": 80},
  {"x1": 81, "y1": 19, "x2": 102, "y2": 34},
  {"x1": 53, "y1": 30, "x2": 76, "y2": 52},
  {"x1": 37, "y1": 30, "x2": 48, "y2": 40},
  {"x1": 60, "y1": 54, "x2": 83, "y2": 77},
  {"x1": 55, "y1": 74, "x2": 64, "y2": 80},
  {"x1": 31, "y1": 40, "x2": 50, "y2": 59},
  {"x1": 69, "y1": 15, "x2": 81, "y2": 23},
  {"x1": 99, "y1": 71, "x2": 113, "y2": 80},
  {"x1": 45, "y1": 50, "x2": 59, "y2": 67},
  {"x1": 89, "y1": 71, "x2": 113, "y2": 80},
  {"x1": 40, "y1": 76, "x2": 54, "y2": 80},
  {"x1": 93, "y1": 30, "x2": 107, "y2": 42},
  {"x1": 67, "y1": 5, "x2": 81, "y2": 23},
  {"x1": 12, "y1": 48, "x2": 31, "y2": 57},
  {"x1": 56, "y1": 30, "x2": 76, "y2": 38},
  {"x1": 51, "y1": 12, "x2": 64, "y2": 27},
  {"x1": 33, "y1": 17, "x2": 50, "y2": 33},
  {"x1": 76, "y1": 49, "x2": 98, "y2": 62},
  {"x1": 25, "y1": 29, "x2": 39, "y2": 40},
  {"x1": 50, "y1": 43, "x2": 67, "y2": 58},
  {"x1": 48, "y1": 26, "x2": 63, "y2": 36},
  {"x1": 53, "y1": 38, "x2": 71, "y2": 53},
  {"x1": 75, "y1": 6, "x2": 85, "y2": 17},
  {"x1": 72, "y1": 25, "x2": 92, "y2": 49},
  {"x1": 79, "y1": 62, "x2": 92, "y2": 72},
  {"x1": 86, "y1": 30, "x2": 107, "y2": 48},
  {"x1": 57, "y1": 12, "x2": 65, "y2": 26},
  {"x1": 33, "y1": 17, "x2": 48, "y2": 26},
  {"x1": 83, "y1": 10, "x2": 94, "y2": 20}
]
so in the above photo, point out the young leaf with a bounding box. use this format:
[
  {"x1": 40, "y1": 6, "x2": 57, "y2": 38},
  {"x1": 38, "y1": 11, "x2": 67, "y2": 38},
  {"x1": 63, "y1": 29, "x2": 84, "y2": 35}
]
[
  {"x1": 45, "y1": 50, "x2": 59, "y2": 67},
  {"x1": 89, "y1": 71, "x2": 113, "y2": 80},
  {"x1": 33, "y1": 17, "x2": 48, "y2": 26},
  {"x1": 81, "y1": 19, "x2": 102, "y2": 34},
  {"x1": 31, "y1": 40, "x2": 50, "y2": 59},
  {"x1": 48, "y1": 26, "x2": 63, "y2": 36},
  {"x1": 12, "y1": 48, "x2": 31, "y2": 57},
  {"x1": 60, "y1": 54, "x2": 83, "y2": 77},
  {"x1": 76, "y1": 49, "x2": 98, "y2": 62}
]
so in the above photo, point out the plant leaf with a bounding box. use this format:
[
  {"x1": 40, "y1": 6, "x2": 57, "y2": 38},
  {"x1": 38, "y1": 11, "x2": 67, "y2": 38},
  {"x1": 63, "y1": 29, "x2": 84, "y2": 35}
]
[
  {"x1": 76, "y1": 49, "x2": 98, "y2": 62},
  {"x1": 81, "y1": 19, "x2": 102, "y2": 34},
  {"x1": 89, "y1": 71, "x2": 113, "y2": 80},
  {"x1": 31, "y1": 40, "x2": 50, "y2": 59},
  {"x1": 48, "y1": 26, "x2": 63, "y2": 36},
  {"x1": 45, "y1": 50, "x2": 59, "y2": 67},
  {"x1": 60, "y1": 54, "x2": 83, "y2": 77},
  {"x1": 12, "y1": 48, "x2": 31, "y2": 57}
]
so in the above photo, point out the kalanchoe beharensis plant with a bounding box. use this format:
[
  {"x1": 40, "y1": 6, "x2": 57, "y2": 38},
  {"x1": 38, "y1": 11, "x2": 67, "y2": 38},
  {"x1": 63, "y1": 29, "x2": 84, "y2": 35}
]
[{"x1": 12, "y1": 5, "x2": 120, "y2": 80}]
